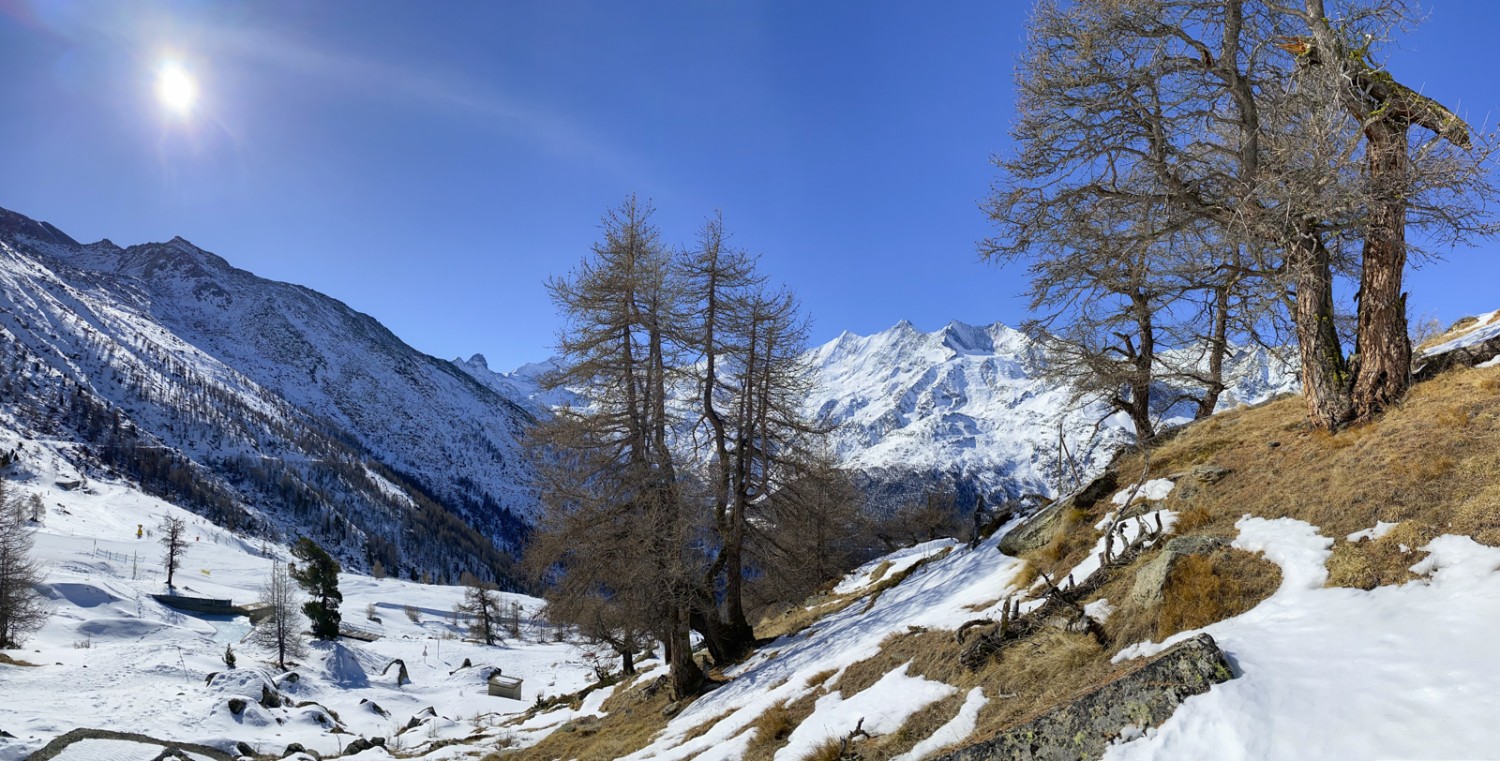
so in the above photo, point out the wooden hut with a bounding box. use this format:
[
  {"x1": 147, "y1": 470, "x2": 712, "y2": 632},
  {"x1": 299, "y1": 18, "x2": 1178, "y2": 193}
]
[{"x1": 487, "y1": 670, "x2": 523, "y2": 699}]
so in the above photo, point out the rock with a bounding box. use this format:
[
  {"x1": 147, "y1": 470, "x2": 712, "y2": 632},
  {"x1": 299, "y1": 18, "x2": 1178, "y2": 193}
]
[
  {"x1": 1130, "y1": 535, "x2": 1228, "y2": 608},
  {"x1": 1000, "y1": 471, "x2": 1118, "y2": 556},
  {"x1": 234, "y1": 740, "x2": 254, "y2": 756},
  {"x1": 1189, "y1": 463, "x2": 1231, "y2": 483},
  {"x1": 344, "y1": 737, "x2": 374, "y2": 754},
  {"x1": 1414, "y1": 325, "x2": 1500, "y2": 381},
  {"x1": 226, "y1": 697, "x2": 247, "y2": 716},
  {"x1": 370, "y1": 736, "x2": 386, "y2": 747},
  {"x1": 360, "y1": 698, "x2": 390, "y2": 718},
  {"x1": 933, "y1": 633, "x2": 1234, "y2": 761},
  {"x1": 661, "y1": 701, "x2": 682, "y2": 718},
  {"x1": 259, "y1": 684, "x2": 282, "y2": 708},
  {"x1": 284, "y1": 742, "x2": 306, "y2": 756}
]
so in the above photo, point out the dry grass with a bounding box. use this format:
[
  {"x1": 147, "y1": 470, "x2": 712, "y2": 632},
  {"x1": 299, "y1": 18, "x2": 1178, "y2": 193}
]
[
  {"x1": 800, "y1": 738, "x2": 846, "y2": 761},
  {"x1": 1116, "y1": 364, "x2": 1500, "y2": 555},
  {"x1": 1157, "y1": 549, "x2": 1282, "y2": 639},
  {"x1": 505, "y1": 676, "x2": 676, "y2": 761},
  {"x1": 743, "y1": 693, "x2": 824, "y2": 761},
  {"x1": 0, "y1": 653, "x2": 39, "y2": 667},
  {"x1": 1326, "y1": 521, "x2": 1429, "y2": 589}
]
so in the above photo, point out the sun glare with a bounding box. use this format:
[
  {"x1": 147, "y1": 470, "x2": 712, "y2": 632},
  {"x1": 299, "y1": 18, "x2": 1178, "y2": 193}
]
[{"x1": 156, "y1": 61, "x2": 198, "y2": 116}]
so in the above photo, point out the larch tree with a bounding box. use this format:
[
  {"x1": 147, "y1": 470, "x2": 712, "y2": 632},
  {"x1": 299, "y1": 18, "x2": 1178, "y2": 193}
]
[
  {"x1": 0, "y1": 482, "x2": 47, "y2": 647},
  {"x1": 458, "y1": 572, "x2": 504, "y2": 646},
  {"x1": 158, "y1": 514, "x2": 187, "y2": 588},
  {"x1": 988, "y1": 0, "x2": 1495, "y2": 433},
  {"x1": 251, "y1": 559, "x2": 305, "y2": 670},
  {"x1": 533, "y1": 195, "x2": 705, "y2": 699}
]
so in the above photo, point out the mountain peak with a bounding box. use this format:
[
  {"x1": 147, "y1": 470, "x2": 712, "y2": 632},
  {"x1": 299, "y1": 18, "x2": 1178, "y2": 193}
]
[{"x1": 467, "y1": 353, "x2": 489, "y2": 369}]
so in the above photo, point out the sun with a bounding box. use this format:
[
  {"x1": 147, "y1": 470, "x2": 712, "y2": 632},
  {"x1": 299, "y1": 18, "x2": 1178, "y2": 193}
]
[{"x1": 156, "y1": 61, "x2": 198, "y2": 116}]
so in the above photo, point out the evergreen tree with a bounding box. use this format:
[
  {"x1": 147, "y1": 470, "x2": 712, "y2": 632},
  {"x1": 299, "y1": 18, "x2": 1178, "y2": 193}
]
[{"x1": 289, "y1": 538, "x2": 342, "y2": 640}]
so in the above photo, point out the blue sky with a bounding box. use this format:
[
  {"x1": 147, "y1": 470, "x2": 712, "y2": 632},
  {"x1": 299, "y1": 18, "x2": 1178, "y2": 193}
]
[{"x1": 1, "y1": 1, "x2": 1497, "y2": 370}]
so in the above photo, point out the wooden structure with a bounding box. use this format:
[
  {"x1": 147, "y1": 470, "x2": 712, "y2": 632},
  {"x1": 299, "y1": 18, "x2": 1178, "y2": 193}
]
[
  {"x1": 151, "y1": 594, "x2": 237, "y2": 616},
  {"x1": 487, "y1": 669, "x2": 523, "y2": 699}
]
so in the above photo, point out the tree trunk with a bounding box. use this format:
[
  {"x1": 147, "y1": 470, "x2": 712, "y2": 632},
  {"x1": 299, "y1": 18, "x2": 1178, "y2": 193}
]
[
  {"x1": 1350, "y1": 122, "x2": 1412, "y2": 420},
  {"x1": 1195, "y1": 281, "x2": 1233, "y2": 420},
  {"x1": 1288, "y1": 222, "x2": 1352, "y2": 428},
  {"x1": 666, "y1": 601, "x2": 704, "y2": 699},
  {"x1": 621, "y1": 648, "x2": 635, "y2": 676}
]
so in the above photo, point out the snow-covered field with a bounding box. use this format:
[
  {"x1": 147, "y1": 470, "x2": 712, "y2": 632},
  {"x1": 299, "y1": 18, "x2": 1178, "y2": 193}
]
[{"x1": 0, "y1": 434, "x2": 596, "y2": 761}]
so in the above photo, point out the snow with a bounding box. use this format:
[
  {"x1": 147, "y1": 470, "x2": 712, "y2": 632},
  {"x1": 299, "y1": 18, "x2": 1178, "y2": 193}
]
[
  {"x1": 0, "y1": 433, "x2": 597, "y2": 761},
  {"x1": 48, "y1": 739, "x2": 218, "y2": 761},
  {"x1": 774, "y1": 664, "x2": 956, "y2": 761},
  {"x1": 1111, "y1": 478, "x2": 1176, "y2": 506},
  {"x1": 1347, "y1": 521, "x2": 1399, "y2": 542},
  {"x1": 1062, "y1": 509, "x2": 1177, "y2": 592},
  {"x1": 619, "y1": 526, "x2": 1032, "y2": 761},
  {"x1": 832, "y1": 540, "x2": 952, "y2": 596},
  {"x1": 1421, "y1": 309, "x2": 1500, "y2": 358},
  {"x1": 1106, "y1": 516, "x2": 1500, "y2": 761},
  {"x1": 891, "y1": 686, "x2": 988, "y2": 761}
]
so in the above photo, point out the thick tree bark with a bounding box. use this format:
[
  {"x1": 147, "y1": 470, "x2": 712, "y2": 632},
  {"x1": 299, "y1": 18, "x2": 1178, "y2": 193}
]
[
  {"x1": 1288, "y1": 221, "x2": 1352, "y2": 428},
  {"x1": 1350, "y1": 122, "x2": 1412, "y2": 420},
  {"x1": 666, "y1": 599, "x2": 704, "y2": 699}
]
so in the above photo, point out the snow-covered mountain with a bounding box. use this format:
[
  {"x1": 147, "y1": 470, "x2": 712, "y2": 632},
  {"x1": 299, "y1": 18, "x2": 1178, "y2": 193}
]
[
  {"x1": 0, "y1": 206, "x2": 533, "y2": 582},
  {"x1": 465, "y1": 319, "x2": 1298, "y2": 510},
  {"x1": 804, "y1": 319, "x2": 1298, "y2": 506}
]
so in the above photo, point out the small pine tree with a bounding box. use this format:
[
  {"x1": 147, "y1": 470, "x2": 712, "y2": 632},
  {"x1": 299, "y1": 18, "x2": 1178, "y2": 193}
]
[
  {"x1": 223, "y1": 643, "x2": 236, "y2": 669},
  {"x1": 289, "y1": 538, "x2": 342, "y2": 640}
]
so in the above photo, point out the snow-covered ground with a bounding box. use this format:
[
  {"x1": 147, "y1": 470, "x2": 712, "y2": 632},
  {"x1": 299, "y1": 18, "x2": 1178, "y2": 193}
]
[{"x1": 0, "y1": 433, "x2": 596, "y2": 761}]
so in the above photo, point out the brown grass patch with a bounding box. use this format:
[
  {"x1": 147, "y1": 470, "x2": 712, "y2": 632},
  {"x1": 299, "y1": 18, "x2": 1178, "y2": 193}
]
[
  {"x1": 507, "y1": 676, "x2": 676, "y2": 761},
  {"x1": 1111, "y1": 365, "x2": 1500, "y2": 549},
  {"x1": 800, "y1": 738, "x2": 845, "y2": 761},
  {"x1": 1327, "y1": 521, "x2": 1429, "y2": 590},
  {"x1": 0, "y1": 653, "x2": 39, "y2": 667},
  {"x1": 1157, "y1": 549, "x2": 1282, "y2": 639},
  {"x1": 1173, "y1": 504, "x2": 1213, "y2": 533},
  {"x1": 743, "y1": 693, "x2": 823, "y2": 761}
]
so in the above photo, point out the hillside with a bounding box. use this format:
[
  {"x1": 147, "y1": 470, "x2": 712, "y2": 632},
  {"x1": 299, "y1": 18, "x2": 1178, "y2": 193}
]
[
  {"x1": 7, "y1": 349, "x2": 1500, "y2": 760},
  {"x1": 485, "y1": 346, "x2": 1500, "y2": 761},
  {"x1": 0, "y1": 427, "x2": 595, "y2": 761},
  {"x1": 0, "y1": 206, "x2": 534, "y2": 581}
]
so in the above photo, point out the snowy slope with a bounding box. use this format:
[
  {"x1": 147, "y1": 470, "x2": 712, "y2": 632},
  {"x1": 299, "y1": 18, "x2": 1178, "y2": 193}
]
[
  {"x1": 0, "y1": 429, "x2": 598, "y2": 761},
  {"x1": 0, "y1": 206, "x2": 533, "y2": 579}
]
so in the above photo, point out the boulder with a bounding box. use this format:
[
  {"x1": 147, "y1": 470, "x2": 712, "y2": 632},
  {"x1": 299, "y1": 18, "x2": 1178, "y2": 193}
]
[
  {"x1": 1188, "y1": 464, "x2": 1231, "y2": 484},
  {"x1": 1000, "y1": 472, "x2": 1118, "y2": 556},
  {"x1": 1414, "y1": 321, "x2": 1500, "y2": 381},
  {"x1": 1130, "y1": 535, "x2": 1228, "y2": 608},
  {"x1": 933, "y1": 633, "x2": 1234, "y2": 761}
]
